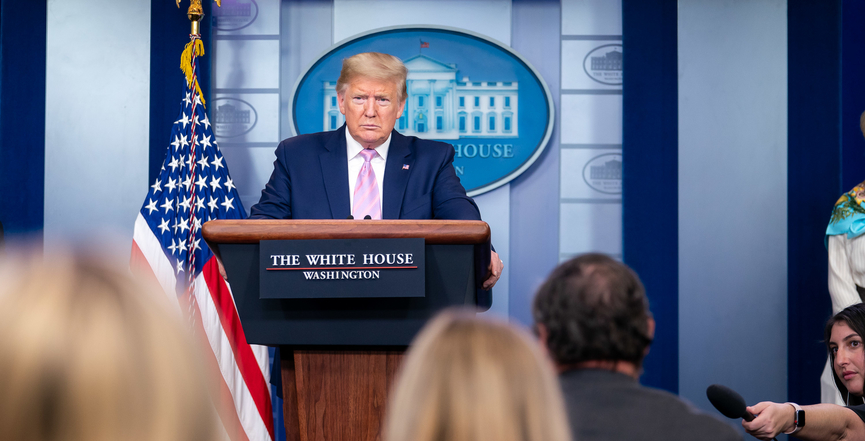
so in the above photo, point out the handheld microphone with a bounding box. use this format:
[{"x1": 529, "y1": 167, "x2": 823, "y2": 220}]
[
  {"x1": 706, "y1": 384, "x2": 755, "y2": 421},
  {"x1": 364, "y1": 215, "x2": 372, "y2": 219}
]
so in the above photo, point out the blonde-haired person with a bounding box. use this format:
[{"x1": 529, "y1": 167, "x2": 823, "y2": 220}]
[
  {"x1": 0, "y1": 250, "x2": 217, "y2": 441},
  {"x1": 384, "y1": 310, "x2": 572, "y2": 441}
]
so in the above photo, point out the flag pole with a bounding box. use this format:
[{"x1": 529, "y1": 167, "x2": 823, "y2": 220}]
[{"x1": 133, "y1": 3, "x2": 275, "y2": 440}]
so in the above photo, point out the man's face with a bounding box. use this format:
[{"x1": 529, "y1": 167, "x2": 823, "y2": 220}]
[{"x1": 337, "y1": 77, "x2": 405, "y2": 149}]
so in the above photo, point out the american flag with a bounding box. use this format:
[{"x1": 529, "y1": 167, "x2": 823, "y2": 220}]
[{"x1": 131, "y1": 37, "x2": 274, "y2": 441}]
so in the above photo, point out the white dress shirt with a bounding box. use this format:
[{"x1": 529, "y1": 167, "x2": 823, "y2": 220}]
[
  {"x1": 346, "y1": 127, "x2": 389, "y2": 216},
  {"x1": 828, "y1": 234, "x2": 865, "y2": 314}
]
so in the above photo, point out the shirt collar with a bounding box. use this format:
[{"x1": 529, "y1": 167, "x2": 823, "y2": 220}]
[{"x1": 345, "y1": 126, "x2": 391, "y2": 161}]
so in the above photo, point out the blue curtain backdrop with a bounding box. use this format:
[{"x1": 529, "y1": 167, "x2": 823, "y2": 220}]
[
  {"x1": 841, "y1": 0, "x2": 865, "y2": 192},
  {"x1": 0, "y1": 0, "x2": 47, "y2": 239},
  {"x1": 622, "y1": 0, "x2": 679, "y2": 394},
  {"x1": 787, "y1": 0, "x2": 842, "y2": 405},
  {"x1": 149, "y1": 1, "x2": 214, "y2": 184}
]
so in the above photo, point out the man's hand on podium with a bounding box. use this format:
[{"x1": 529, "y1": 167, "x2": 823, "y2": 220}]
[
  {"x1": 483, "y1": 251, "x2": 503, "y2": 290},
  {"x1": 216, "y1": 255, "x2": 227, "y2": 281}
]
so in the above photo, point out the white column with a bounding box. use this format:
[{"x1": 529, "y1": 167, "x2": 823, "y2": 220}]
[
  {"x1": 678, "y1": 0, "x2": 788, "y2": 413},
  {"x1": 44, "y1": 0, "x2": 151, "y2": 259}
]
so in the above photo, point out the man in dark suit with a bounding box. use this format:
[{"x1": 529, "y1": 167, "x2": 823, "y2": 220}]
[
  {"x1": 250, "y1": 52, "x2": 502, "y2": 289},
  {"x1": 533, "y1": 254, "x2": 741, "y2": 441}
]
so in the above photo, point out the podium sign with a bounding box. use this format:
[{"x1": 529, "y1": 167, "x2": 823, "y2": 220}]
[{"x1": 259, "y1": 238, "x2": 425, "y2": 299}]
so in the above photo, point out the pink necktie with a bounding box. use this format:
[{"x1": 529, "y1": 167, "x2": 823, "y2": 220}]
[{"x1": 353, "y1": 149, "x2": 381, "y2": 220}]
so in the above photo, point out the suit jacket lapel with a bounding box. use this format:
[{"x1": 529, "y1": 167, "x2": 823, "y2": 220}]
[
  {"x1": 382, "y1": 130, "x2": 414, "y2": 219},
  {"x1": 320, "y1": 127, "x2": 351, "y2": 219}
]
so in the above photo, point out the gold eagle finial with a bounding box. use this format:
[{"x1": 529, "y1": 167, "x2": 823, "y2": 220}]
[{"x1": 175, "y1": 0, "x2": 221, "y2": 35}]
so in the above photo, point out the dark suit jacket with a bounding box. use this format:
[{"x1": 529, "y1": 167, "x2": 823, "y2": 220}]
[
  {"x1": 249, "y1": 126, "x2": 481, "y2": 220},
  {"x1": 560, "y1": 369, "x2": 742, "y2": 441}
]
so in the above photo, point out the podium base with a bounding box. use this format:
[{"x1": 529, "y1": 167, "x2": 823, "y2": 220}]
[{"x1": 281, "y1": 347, "x2": 406, "y2": 441}]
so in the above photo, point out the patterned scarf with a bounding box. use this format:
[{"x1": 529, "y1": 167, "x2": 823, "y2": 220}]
[{"x1": 827, "y1": 180, "x2": 865, "y2": 242}]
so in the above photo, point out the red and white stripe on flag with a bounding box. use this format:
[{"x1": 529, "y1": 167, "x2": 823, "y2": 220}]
[{"x1": 132, "y1": 216, "x2": 274, "y2": 441}]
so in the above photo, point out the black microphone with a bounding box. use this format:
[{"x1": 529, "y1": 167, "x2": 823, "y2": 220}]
[
  {"x1": 346, "y1": 215, "x2": 354, "y2": 219},
  {"x1": 706, "y1": 384, "x2": 755, "y2": 421},
  {"x1": 364, "y1": 215, "x2": 371, "y2": 219}
]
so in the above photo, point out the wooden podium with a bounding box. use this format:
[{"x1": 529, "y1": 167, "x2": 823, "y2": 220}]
[{"x1": 202, "y1": 219, "x2": 492, "y2": 441}]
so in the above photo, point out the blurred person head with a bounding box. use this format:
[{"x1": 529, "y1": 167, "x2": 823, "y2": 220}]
[
  {"x1": 335, "y1": 52, "x2": 408, "y2": 149},
  {"x1": 533, "y1": 253, "x2": 654, "y2": 377},
  {"x1": 384, "y1": 309, "x2": 571, "y2": 441},
  {"x1": 0, "y1": 249, "x2": 217, "y2": 441},
  {"x1": 825, "y1": 303, "x2": 865, "y2": 405}
]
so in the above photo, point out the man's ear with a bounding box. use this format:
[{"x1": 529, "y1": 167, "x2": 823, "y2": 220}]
[
  {"x1": 644, "y1": 317, "x2": 656, "y2": 358},
  {"x1": 536, "y1": 323, "x2": 550, "y2": 347},
  {"x1": 535, "y1": 324, "x2": 561, "y2": 371},
  {"x1": 336, "y1": 91, "x2": 347, "y2": 115},
  {"x1": 397, "y1": 97, "x2": 406, "y2": 119},
  {"x1": 647, "y1": 316, "x2": 656, "y2": 340}
]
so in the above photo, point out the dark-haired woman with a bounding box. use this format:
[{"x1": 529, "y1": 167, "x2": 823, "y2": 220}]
[{"x1": 743, "y1": 303, "x2": 865, "y2": 440}]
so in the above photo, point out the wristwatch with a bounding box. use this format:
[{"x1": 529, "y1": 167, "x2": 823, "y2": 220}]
[{"x1": 784, "y1": 402, "x2": 805, "y2": 434}]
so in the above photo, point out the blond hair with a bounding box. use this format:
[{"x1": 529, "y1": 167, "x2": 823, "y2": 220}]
[
  {"x1": 0, "y1": 250, "x2": 217, "y2": 441},
  {"x1": 336, "y1": 52, "x2": 408, "y2": 101},
  {"x1": 385, "y1": 310, "x2": 572, "y2": 441}
]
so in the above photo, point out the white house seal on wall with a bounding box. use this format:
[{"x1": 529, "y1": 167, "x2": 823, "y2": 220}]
[
  {"x1": 583, "y1": 44, "x2": 623, "y2": 86},
  {"x1": 292, "y1": 26, "x2": 554, "y2": 196}
]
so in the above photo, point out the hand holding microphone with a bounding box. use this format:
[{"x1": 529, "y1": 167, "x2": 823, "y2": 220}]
[
  {"x1": 741, "y1": 402, "x2": 798, "y2": 440},
  {"x1": 707, "y1": 384, "x2": 793, "y2": 440}
]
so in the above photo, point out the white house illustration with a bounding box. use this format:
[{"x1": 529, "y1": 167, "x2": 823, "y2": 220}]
[
  {"x1": 590, "y1": 158, "x2": 622, "y2": 180},
  {"x1": 322, "y1": 54, "x2": 518, "y2": 140}
]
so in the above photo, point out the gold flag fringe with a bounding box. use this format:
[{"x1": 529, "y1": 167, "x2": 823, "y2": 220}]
[{"x1": 180, "y1": 38, "x2": 207, "y2": 108}]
